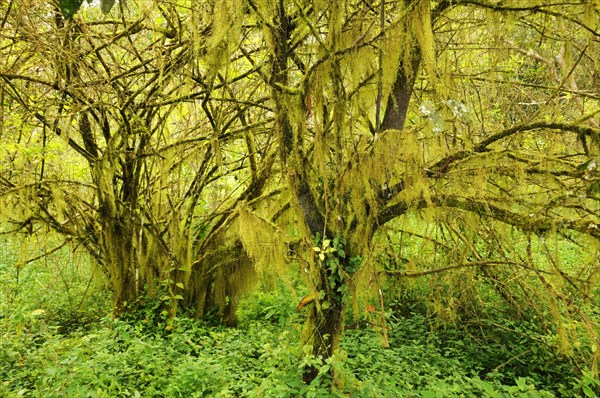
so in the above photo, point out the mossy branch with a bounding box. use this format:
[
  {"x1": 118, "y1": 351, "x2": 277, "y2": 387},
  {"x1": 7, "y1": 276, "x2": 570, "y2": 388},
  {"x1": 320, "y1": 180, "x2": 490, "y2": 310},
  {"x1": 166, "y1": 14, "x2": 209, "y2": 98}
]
[{"x1": 429, "y1": 122, "x2": 600, "y2": 174}]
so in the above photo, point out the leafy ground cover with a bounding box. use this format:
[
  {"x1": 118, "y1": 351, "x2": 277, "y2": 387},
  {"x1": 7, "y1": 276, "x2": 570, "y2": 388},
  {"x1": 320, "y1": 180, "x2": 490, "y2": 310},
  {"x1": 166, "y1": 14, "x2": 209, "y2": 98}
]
[
  {"x1": 1, "y1": 237, "x2": 598, "y2": 397},
  {"x1": 2, "y1": 291, "x2": 597, "y2": 397},
  {"x1": 0, "y1": 311, "x2": 583, "y2": 397}
]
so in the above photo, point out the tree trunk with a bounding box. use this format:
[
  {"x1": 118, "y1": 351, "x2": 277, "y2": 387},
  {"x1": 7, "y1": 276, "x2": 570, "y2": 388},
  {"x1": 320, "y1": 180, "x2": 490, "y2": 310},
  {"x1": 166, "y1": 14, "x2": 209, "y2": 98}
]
[
  {"x1": 301, "y1": 271, "x2": 345, "y2": 384},
  {"x1": 98, "y1": 214, "x2": 140, "y2": 315}
]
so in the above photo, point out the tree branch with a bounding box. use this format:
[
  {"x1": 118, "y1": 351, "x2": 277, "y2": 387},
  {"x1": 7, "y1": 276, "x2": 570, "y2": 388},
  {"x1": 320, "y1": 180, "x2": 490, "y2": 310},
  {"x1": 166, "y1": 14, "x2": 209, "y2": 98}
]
[
  {"x1": 429, "y1": 121, "x2": 600, "y2": 173},
  {"x1": 452, "y1": 0, "x2": 600, "y2": 37}
]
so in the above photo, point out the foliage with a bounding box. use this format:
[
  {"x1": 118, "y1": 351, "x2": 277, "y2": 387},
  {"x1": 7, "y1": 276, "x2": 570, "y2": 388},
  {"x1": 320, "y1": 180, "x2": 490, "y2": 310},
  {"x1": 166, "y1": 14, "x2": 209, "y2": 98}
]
[
  {"x1": 1, "y1": 0, "x2": 599, "y2": 391},
  {"x1": 0, "y1": 0, "x2": 274, "y2": 323},
  {"x1": 236, "y1": 282, "x2": 300, "y2": 327},
  {"x1": 0, "y1": 234, "x2": 109, "y2": 335},
  {"x1": 1, "y1": 239, "x2": 598, "y2": 397},
  {"x1": 2, "y1": 298, "x2": 595, "y2": 397}
]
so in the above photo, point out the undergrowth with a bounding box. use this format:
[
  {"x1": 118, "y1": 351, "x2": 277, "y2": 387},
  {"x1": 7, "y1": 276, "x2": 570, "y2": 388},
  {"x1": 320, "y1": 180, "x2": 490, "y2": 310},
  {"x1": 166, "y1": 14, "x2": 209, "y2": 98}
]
[
  {"x1": 1, "y1": 235, "x2": 598, "y2": 397},
  {"x1": 2, "y1": 294, "x2": 597, "y2": 397}
]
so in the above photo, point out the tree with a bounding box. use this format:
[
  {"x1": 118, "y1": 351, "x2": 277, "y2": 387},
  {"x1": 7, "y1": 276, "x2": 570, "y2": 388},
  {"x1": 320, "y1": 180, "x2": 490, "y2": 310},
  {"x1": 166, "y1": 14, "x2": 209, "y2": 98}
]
[
  {"x1": 0, "y1": 0, "x2": 275, "y2": 323},
  {"x1": 1, "y1": 0, "x2": 599, "y2": 386},
  {"x1": 246, "y1": 0, "x2": 599, "y2": 382}
]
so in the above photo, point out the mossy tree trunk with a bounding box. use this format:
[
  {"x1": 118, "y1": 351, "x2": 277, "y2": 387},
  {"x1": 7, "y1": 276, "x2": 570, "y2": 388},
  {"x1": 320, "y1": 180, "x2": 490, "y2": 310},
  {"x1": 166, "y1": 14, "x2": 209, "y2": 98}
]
[
  {"x1": 269, "y1": 1, "x2": 347, "y2": 383},
  {"x1": 300, "y1": 241, "x2": 363, "y2": 383},
  {"x1": 267, "y1": 0, "x2": 421, "y2": 384}
]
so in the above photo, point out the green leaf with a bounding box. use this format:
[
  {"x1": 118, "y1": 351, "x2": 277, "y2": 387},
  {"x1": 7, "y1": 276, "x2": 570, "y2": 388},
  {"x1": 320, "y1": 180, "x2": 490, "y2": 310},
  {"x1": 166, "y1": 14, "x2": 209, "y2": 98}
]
[
  {"x1": 577, "y1": 160, "x2": 592, "y2": 171},
  {"x1": 350, "y1": 256, "x2": 362, "y2": 267},
  {"x1": 333, "y1": 236, "x2": 340, "y2": 248},
  {"x1": 313, "y1": 232, "x2": 322, "y2": 245},
  {"x1": 60, "y1": 0, "x2": 84, "y2": 19},
  {"x1": 479, "y1": 380, "x2": 496, "y2": 395},
  {"x1": 583, "y1": 385, "x2": 595, "y2": 397},
  {"x1": 100, "y1": 0, "x2": 116, "y2": 14}
]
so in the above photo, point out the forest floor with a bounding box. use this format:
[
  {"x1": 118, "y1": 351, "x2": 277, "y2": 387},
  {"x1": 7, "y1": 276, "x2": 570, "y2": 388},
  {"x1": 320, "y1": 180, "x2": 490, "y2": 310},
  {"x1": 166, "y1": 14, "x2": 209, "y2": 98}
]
[{"x1": 1, "y1": 240, "x2": 598, "y2": 397}]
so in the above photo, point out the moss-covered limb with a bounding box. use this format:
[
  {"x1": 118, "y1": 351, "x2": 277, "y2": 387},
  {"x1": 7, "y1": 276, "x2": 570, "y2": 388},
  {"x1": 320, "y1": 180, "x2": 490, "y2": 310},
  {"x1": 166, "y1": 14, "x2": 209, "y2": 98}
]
[
  {"x1": 29, "y1": 110, "x2": 96, "y2": 162},
  {"x1": 0, "y1": 73, "x2": 62, "y2": 91},
  {"x1": 475, "y1": 122, "x2": 600, "y2": 152},
  {"x1": 384, "y1": 260, "x2": 556, "y2": 278},
  {"x1": 268, "y1": 1, "x2": 326, "y2": 238},
  {"x1": 428, "y1": 122, "x2": 600, "y2": 174},
  {"x1": 451, "y1": 0, "x2": 600, "y2": 38},
  {"x1": 456, "y1": 75, "x2": 600, "y2": 102},
  {"x1": 377, "y1": 200, "x2": 418, "y2": 227},
  {"x1": 378, "y1": 190, "x2": 598, "y2": 242},
  {"x1": 440, "y1": 197, "x2": 600, "y2": 240},
  {"x1": 381, "y1": 47, "x2": 420, "y2": 131}
]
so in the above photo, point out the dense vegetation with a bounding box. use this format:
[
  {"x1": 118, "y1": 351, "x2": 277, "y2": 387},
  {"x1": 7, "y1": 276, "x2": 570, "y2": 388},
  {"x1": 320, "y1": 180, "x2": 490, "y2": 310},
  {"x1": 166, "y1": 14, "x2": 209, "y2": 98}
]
[
  {"x1": 1, "y1": 0, "x2": 599, "y2": 396},
  {"x1": 1, "y1": 236, "x2": 598, "y2": 397}
]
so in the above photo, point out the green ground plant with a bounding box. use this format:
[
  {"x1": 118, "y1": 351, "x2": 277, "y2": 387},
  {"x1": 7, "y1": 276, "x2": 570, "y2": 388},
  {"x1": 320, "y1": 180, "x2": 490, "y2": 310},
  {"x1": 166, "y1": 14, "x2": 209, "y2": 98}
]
[{"x1": 2, "y1": 235, "x2": 598, "y2": 397}]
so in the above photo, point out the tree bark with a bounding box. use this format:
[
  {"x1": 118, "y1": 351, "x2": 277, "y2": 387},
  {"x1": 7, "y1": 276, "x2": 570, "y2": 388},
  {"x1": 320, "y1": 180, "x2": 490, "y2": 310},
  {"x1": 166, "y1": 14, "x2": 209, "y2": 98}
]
[
  {"x1": 300, "y1": 251, "x2": 352, "y2": 384},
  {"x1": 268, "y1": 1, "x2": 347, "y2": 384}
]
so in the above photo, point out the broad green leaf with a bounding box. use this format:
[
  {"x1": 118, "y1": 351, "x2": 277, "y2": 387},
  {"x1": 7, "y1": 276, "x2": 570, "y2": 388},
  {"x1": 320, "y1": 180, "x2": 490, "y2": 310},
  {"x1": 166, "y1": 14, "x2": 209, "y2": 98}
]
[
  {"x1": 583, "y1": 385, "x2": 595, "y2": 397},
  {"x1": 577, "y1": 159, "x2": 592, "y2": 171},
  {"x1": 60, "y1": 0, "x2": 84, "y2": 19}
]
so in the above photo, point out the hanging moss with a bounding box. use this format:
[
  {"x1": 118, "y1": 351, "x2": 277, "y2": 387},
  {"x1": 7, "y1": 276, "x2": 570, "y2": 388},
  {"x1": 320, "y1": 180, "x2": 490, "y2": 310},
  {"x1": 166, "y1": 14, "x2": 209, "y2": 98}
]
[{"x1": 237, "y1": 200, "x2": 288, "y2": 281}]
